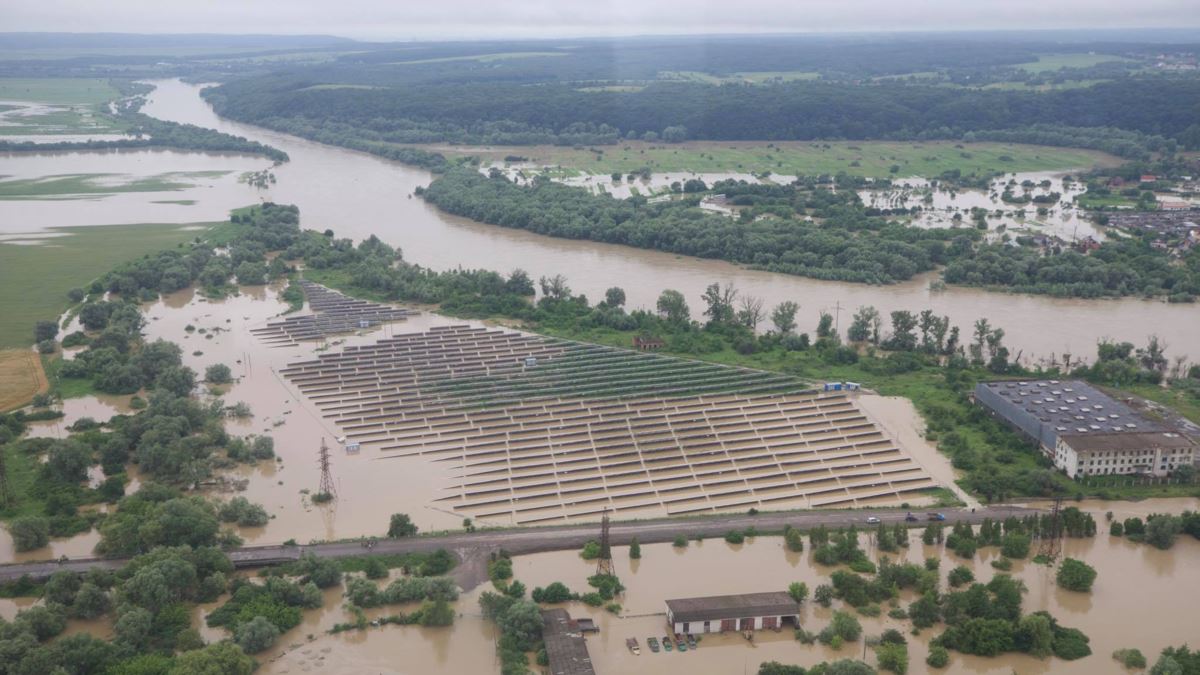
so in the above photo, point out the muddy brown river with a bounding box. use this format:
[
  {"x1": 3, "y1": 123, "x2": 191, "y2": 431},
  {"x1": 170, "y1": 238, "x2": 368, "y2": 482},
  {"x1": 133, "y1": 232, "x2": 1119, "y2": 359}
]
[
  {"x1": 2, "y1": 78, "x2": 1199, "y2": 674},
  {"x1": 135, "y1": 79, "x2": 1198, "y2": 367}
]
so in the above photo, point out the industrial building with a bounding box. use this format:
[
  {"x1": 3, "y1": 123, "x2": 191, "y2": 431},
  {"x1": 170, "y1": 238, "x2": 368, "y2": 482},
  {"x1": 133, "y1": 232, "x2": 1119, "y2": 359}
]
[
  {"x1": 665, "y1": 592, "x2": 800, "y2": 634},
  {"x1": 974, "y1": 380, "x2": 1196, "y2": 478}
]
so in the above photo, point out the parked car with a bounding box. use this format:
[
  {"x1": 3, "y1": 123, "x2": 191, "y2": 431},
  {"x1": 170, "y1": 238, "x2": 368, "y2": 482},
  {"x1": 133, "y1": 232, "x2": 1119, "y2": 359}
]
[{"x1": 866, "y1": 516, "x2": 881, "y2": 524}]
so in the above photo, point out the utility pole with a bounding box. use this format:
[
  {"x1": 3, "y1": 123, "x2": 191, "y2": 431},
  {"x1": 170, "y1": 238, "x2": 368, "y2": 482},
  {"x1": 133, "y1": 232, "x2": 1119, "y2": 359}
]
[
  {"x1": 833, "y1": 301, "x2": 844, "y2": 336},
  {"x1": 317, "y1": 438, "x2": 337, "y2": 501}
]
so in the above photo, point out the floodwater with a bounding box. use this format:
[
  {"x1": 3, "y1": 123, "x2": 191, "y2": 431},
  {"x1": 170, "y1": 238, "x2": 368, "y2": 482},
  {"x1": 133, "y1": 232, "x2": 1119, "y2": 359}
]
[
  {"x1": 856, "y1": 394, "x2": 979, "y2": 509},
  {"x1": 0, "y1": 148, "x2": 268, "y2": 233},
  {"x1": 136, "y1": 79, "x2": 1199, "y2": 365},
  {"x1": 137, "y1": 282, "x2": 484, "y2": 541},
  {"x1": 501, "y1": 498, "x2": 1200, "y2": 675},
  {"x1": 859, "y1": 173, "x2": 1101, "y2": 242}
]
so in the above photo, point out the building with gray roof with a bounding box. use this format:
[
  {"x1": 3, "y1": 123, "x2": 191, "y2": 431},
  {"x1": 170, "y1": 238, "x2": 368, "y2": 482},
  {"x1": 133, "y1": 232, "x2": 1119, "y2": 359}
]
[{"x1": 974, "y1": 380, "x2": 1195, "y2": 478}]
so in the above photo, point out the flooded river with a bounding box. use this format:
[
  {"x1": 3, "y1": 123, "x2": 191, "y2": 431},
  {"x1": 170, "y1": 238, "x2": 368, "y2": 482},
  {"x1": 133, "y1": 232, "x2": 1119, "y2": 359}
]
[{"x1": 136, "y1": 78, "x2": 1198, "y2": 366}]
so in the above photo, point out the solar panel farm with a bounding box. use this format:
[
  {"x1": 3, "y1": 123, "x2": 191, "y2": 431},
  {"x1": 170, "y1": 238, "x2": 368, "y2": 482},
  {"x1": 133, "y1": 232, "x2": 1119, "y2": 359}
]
[{"x1": 270, "y1": 284, "x2": 939, "y2": 525}]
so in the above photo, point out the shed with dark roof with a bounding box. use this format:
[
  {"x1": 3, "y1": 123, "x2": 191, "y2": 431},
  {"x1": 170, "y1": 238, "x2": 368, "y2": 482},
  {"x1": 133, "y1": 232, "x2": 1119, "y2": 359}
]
[{"x1": 665, "y1": 592, "x2": 799, "y2": 634}]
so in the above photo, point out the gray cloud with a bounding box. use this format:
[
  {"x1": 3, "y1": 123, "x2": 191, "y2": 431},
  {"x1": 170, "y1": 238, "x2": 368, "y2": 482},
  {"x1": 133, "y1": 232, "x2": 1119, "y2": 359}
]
[{"x1": 3, "y1": 0, "x2": 1199, "y2": 39}]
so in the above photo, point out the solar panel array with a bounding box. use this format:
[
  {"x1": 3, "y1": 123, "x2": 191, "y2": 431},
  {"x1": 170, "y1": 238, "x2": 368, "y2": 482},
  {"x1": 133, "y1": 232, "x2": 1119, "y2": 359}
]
[
  {"x1": 279, "y1": 325, "x2": 936, "y2": 523},
  {"x1": 251, "y1": 281, "x2": 416, "y2": 345}
]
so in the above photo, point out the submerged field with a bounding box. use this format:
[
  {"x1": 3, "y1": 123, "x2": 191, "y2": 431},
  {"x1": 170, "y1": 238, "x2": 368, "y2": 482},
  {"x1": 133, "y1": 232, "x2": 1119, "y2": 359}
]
[
  {"x1": 0, "y1": 221, "x2": 219, "y2": 348},
  {"x1": 0, "y1": 77, "x2": 126, "y2": 137},
  {"x1": 456, "y1": 140, "x2": 1118, "y2": 179},
  {"x1": 0, "y1": 171, "x2": 230, "y2": 199},
  {"x1": 0, "y1": 78, "x2": 119, "y2": 105}
]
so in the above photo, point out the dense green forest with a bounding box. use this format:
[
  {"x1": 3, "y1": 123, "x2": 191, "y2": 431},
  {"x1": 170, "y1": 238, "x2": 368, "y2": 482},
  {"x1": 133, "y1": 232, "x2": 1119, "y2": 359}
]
[
  {"x1": 205, "y1": 77, "x2": 1200, "y2": 150},
  {"x1": 416, "y1": 167, "x2": 1200, "y2": 298}
]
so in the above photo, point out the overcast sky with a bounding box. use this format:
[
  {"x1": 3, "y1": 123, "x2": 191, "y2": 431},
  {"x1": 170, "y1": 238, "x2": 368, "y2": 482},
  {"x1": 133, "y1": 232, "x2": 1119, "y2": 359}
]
[{"x1": 4, "y1": 0, "x2": 1200, "y2": 40}]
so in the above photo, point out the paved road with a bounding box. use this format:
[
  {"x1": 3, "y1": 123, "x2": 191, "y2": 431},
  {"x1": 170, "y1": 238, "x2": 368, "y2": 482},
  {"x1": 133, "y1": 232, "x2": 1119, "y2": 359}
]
[{"x1": 0, "y1": 505, "x2": 1038, "y2": 589}]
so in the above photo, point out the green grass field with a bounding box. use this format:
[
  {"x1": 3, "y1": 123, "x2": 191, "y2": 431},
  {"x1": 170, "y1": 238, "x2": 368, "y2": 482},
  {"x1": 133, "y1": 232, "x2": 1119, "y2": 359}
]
[
  {"x1": 1075, "y1": 193, "x2": 1138, "y2": 209},
  {"x1": 0, "y1": 171, "x2": 229, "y2": 199},
  {"x1": 1015, "y1": 53, "x2": 1133, "y2": 73},
  {"x1": 0, "y1": 78, "x2": 119, "y2": 105},
  {"x1": 0, "y1": 222, "x2": 219, "y2": 348},
  {"x1": 464, "y1": 140, "x2": 1117, "y2": 179}
]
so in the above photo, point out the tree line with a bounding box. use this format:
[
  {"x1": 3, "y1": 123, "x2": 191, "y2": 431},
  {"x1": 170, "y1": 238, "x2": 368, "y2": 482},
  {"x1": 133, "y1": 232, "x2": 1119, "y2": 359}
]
[{"x1": 205, "y1": 75, "x2": 1200, "y2": 149}]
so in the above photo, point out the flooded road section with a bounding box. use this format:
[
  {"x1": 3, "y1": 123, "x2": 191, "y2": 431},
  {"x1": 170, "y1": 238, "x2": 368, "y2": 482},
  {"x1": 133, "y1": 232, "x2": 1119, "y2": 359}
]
[
  {"x1": 502, "y1": 499, "x2": 1200, "y2": 675},
  {"x1": 138, "y1": 79, "x2": 1199, "y2": 364}
]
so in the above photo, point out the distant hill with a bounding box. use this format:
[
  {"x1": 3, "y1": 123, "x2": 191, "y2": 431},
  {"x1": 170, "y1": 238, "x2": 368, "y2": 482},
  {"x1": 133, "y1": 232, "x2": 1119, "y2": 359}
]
[{"x1": 0, "y1": 32, "x2": 357, "y2": 50}]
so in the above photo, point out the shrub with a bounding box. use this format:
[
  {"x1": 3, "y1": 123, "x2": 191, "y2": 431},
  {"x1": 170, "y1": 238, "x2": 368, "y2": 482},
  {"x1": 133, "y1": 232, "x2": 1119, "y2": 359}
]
[
  {"x1": 234, "y1": 615, "x2": 280, "y2": 653},
  {"x1": 814, "y1": 584, "x2": 834, "y2": 607},
  {"x1": 876, "y1": 641, "x2": 909, "y2": 674},
  {"x1": 580, "y1": 541, "x2": 601, "y2": 559},
  {"x1": 948, "y1": 565, "x2": 974, "y2": 588},
  {"x1": 787, "y1": 582, "x2": 808, "y2": 604},
  {"x1": 847, "y1": 558, "x2": 876, "y2": 574},
  {"x1": 672, "y1": 534, "x2": 688, "y2": 548},
  {"x1": 629, "y1": 538, "x2": 641, "y2": 559},
  {"x1": 724, "y1": 530, "x2": 745, "y2": 545},
  {"x1": 784, "y1": 526, "x2": 804, "y2": 552},
  {"x1": 531, "y1": 582, "x2": 572, "y2": 604},
  {"x1": 1000, "y1": 532, "x2": 1031, "y2": 559},
  {"x1": 1056, "y1": 558, "x2": 1097, "y2": 592},
  {"x1": 205, "y1": 363, "x2": 233, "y2": 384},
  {"x1": 1112, "y1": 648, "x2": 1147, "y2": 669},
  {"x1": 10, "y1": 516, "x2": 50, "y2": 551},
  {"x1": 387, "y1": 513, "x2": 418, "y2": 538},
  {"x1": 926, "y1": 645, "x2": 950, "y2": 668},
  {"x1": 818, "y1": 611, "x2": 862, "y2": 645}
]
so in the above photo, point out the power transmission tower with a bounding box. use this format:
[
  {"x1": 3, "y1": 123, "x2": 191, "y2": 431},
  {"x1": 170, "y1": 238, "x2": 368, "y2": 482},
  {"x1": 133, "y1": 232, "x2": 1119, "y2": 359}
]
[
  {"x1": 596, "y1": 511, "x2": 614, "y2": 576},
  {"x1": 317, "y1": 438, "x2": 337, "y2": 502},
  {"x1": 1038, "y1": 496, "x2": 1063, "y2": 561}
]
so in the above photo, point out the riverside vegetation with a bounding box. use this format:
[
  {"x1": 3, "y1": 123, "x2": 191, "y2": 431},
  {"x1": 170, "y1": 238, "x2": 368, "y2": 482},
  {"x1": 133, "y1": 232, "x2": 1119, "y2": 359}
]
[
  {"x1": 0, "y1": 203, "x2": 467, "y2": 673},
  {"x1": 418, "y1": 166, "x2": 1200, "y2": 299},
  {"x1": 3, "y1": 201, "x2": 1199, "y2": 675},
  {"x1": 0, "y1": 79, "x2": 287, "y2": 162}
]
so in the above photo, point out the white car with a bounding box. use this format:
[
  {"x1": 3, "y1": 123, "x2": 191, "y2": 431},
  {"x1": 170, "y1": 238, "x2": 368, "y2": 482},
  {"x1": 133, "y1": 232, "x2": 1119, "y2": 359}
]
[{"x1": 865, "y1": 516, "x2": 881, "y2": 524}]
